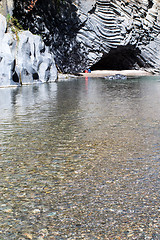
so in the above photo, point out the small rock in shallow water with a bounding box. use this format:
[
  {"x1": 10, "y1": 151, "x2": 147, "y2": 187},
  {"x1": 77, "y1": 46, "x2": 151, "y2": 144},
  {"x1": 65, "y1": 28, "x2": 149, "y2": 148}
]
[
  {"x1": 32, "y1": 208, "x2": 41, "y2": 214},
  {"x1": 105, "y1": 74, "x2": 127, "y2": 80},
  {"x1": 39, "y1": 228, "x2": 49, "y2": 237},
  {"x1": 23, "y1": 233, "x2": 33, "y2": 239},
  {"x1": 37, "y1": 237, "x2": 44, "y2": 240}
]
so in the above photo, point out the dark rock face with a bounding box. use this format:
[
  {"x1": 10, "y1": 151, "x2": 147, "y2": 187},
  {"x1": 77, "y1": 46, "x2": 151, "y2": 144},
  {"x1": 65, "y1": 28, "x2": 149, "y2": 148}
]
[
  {"x1": 13, "y1": 0, "x2": 85, "y2": 73},
  {"x1": 13, "y1": 0, "x2": 160, "y2": 73}
]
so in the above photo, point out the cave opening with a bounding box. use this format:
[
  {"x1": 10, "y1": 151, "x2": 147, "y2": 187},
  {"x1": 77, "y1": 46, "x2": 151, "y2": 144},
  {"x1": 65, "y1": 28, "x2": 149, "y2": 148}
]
[{"x1": 90, "y1": 45, "x2": 146, "y2": 71}]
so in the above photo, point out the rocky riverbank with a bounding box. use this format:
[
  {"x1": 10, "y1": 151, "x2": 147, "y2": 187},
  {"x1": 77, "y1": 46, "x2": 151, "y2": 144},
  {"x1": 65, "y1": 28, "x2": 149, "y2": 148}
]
[
  {"x1": 80, "y1": 70, "x2": 154, "y2": 78},
  {"x1": 0, "y1": 14, "x2": 57, "y2": 87}
]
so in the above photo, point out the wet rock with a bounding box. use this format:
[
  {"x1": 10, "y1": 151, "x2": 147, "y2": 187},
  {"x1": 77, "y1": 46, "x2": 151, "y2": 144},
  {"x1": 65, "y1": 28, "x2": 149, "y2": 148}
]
[
  {"x1": 32, "y1": 208, "x2": 41, "y2": 214},
  {"x1": 105, "y1": 74, "x2": 127, "y2": 81},
  {"x1": 23, "y1": 233, "x2": 33, "y2": 239},
  {"x1": 39, "y1": 228, "x2": 49, "y2": 237}
]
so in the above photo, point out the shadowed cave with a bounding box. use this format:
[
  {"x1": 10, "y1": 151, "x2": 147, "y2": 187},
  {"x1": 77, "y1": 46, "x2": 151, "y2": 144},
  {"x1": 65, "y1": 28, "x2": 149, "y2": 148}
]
[{"x1": 91, "y1": 46, "x2": 146, "y2": 71}]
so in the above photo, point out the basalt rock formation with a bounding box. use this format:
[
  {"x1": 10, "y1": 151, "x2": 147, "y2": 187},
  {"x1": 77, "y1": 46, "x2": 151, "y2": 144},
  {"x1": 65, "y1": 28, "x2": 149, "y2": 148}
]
[
  {"x1": 0, "y1": 14, "x2": 57, "y2": 86},
  {"x1": 4, "y1": 0, "x2": 160, "y2": 73}
]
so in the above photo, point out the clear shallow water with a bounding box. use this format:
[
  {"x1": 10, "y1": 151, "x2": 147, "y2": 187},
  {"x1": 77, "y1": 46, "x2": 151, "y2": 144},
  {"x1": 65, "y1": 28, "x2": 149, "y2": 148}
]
[{"x1": 0, "y1": 76, "x2": 160, "y2": 239}]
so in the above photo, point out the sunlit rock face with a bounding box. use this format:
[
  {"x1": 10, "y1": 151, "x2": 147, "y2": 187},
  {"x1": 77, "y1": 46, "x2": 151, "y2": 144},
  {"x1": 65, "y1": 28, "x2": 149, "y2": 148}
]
[
  {"x1": 13, "y1": 0, "x2": 160, "y2": 73},
  {"x1": 0, "y1": 0, "x2": 14, "y2": 16},
  {"x1": 0, "y1": 14, "x2": 57, "y2": 86}
]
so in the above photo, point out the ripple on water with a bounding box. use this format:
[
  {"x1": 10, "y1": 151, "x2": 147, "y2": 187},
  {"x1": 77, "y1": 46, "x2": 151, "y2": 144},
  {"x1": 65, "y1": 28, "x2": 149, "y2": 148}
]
[{"x1": 0, "y1": 78, "x2": 160, "y2": 239}]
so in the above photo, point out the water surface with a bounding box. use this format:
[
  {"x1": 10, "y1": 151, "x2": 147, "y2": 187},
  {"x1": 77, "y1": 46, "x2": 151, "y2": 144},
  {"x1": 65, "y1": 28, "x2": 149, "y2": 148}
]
[{"x1": 0, "y1": 76, "x2": 160, "y2": 239}]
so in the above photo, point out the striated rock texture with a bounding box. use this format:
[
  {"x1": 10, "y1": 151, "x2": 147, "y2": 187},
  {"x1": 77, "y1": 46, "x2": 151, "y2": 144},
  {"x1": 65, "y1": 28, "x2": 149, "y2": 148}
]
[
  {"x1": 0, "y1": 14, "x2": 57, "y2": 86},
  {"x1": 13, "y1": 0, "x2": 160, "y2": 73},
  {"x1": 76, "y1": 0, "x2": 160, "y2": 71}
]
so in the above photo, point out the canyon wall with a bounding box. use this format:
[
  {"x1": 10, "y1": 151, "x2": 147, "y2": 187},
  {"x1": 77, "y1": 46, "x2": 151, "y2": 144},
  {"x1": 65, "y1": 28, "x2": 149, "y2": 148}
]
[
  {"x1": 2, "y1": 0, "x2": 160, "y2": 73},
  {"x1": 0, "y1": 14, "x2": 57, "y2": 86},
  {"x1": 74, "y1": 0, "x2": 160, "y2": 71}
]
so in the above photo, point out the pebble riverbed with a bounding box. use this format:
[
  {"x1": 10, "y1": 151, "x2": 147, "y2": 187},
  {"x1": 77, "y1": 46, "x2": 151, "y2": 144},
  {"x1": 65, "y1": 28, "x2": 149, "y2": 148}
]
[{"x1": 0, "y1": 76, "x2": 160, "y2": 239}]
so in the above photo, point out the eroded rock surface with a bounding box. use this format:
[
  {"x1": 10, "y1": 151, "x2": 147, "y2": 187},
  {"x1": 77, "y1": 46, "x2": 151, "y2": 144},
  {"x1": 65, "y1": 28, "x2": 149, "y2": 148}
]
[
  {"x1": 0, "y1": 14, "x2": 57, "y2": 86},
  {"x1": 76, "y1": 0, "x2": 160, "y2": 71},
  {"x1": 11, "y1": 0, "x2": 160, "y2": 73}
]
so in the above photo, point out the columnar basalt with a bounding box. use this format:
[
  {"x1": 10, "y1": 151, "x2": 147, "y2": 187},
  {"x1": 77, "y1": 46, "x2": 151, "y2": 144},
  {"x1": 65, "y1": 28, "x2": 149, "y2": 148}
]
[
  {"x1": 8, "y1": 0, "x2": 160, "y2": 73},
  {"x1": 0, "y1": 14, "x2": 57, "y2": 86}
]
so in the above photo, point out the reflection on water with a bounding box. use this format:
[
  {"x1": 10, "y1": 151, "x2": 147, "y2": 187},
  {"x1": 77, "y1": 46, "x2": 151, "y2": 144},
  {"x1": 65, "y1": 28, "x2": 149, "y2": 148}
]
[{"x1": 0, "y1": 77, "x2": 160, "y2": 239}]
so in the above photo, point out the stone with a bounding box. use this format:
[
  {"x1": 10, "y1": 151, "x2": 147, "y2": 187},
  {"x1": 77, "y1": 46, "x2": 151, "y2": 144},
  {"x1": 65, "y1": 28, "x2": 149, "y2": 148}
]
[
  {"x1": 104, "y1": 74, "x2": 127, "y2": 81},
  {"x1": 0, "y1": 33, "x2": 15, "y2": 86},
  {"x1": 0, "y1": 14, "x2": 57, "y2": 87},
  {"x1": 0, "y1": 14, "x2": 7, "y2": 40},
  {"x1": 73, "y1": 0, "x2": 96, "y2": 14},
  {"x1": 16, "y1": 31, "x2": 57, "y2": 84}
]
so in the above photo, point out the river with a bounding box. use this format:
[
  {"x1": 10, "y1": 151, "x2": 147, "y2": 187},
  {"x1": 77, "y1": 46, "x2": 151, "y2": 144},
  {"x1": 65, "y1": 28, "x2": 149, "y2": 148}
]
[{"x1": 0, "y1": 76, "x2": 160, "y2": 239}]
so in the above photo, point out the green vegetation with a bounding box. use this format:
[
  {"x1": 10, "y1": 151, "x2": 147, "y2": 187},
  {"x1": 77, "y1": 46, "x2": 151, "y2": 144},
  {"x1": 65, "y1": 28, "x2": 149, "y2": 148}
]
[{"x1": 6, "y1": 14, "x2": 23, "y2": 40}]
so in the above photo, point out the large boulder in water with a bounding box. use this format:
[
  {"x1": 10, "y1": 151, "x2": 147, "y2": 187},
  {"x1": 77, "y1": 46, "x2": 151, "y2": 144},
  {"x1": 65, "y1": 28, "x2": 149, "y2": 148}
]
[{"x1": 0, "y1": 14, "x2": 57, "y2": 86}]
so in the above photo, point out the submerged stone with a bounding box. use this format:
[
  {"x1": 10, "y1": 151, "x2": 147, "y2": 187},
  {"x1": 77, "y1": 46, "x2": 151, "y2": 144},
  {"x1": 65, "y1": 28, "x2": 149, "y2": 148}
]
[{"x1": 105, "y1": 74, "x2": 127, "y2": 81}]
